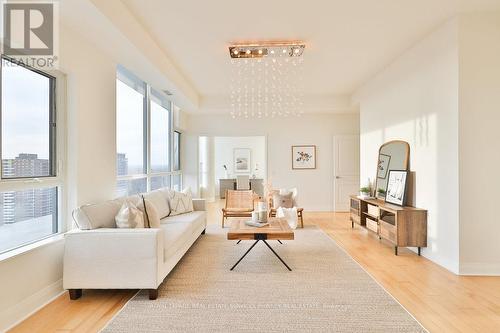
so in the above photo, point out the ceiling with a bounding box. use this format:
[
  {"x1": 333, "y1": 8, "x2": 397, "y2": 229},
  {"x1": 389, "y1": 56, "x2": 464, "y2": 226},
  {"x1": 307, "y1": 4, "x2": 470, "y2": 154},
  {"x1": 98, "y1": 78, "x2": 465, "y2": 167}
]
[{"x1": 121, "y1": 0, "x2": 500, "y2": 112}]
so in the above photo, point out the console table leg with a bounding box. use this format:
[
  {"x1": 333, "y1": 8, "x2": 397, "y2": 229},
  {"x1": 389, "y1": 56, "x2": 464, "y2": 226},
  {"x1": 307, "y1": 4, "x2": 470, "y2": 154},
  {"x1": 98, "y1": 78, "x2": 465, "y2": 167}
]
[
  {"x1": 394, "y1": 246, "x2": 398, "y2": 256},
  {"x1": 418, "y1": 247, "x2": 421, "y2": 256},
  {"x1": 230, "y1": 240, "x2": 259, "y2": 271}
]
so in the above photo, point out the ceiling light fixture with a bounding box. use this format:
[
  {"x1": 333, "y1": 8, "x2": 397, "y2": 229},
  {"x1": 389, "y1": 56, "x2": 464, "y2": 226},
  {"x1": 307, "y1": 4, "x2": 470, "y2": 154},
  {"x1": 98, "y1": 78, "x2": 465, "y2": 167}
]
[
  {"x1": 228, "y1": 41, "x2": 306, "y2": 118},
  {"x1": 228, "y1": 41, "x2": 305, "y2": 59}
]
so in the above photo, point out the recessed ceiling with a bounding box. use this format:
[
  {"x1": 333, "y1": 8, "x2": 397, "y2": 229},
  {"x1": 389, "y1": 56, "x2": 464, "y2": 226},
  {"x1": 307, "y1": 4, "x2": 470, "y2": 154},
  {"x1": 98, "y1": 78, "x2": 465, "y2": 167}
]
[{"x1": 121, "y1": 0, "x2": 500, "y2": 110}]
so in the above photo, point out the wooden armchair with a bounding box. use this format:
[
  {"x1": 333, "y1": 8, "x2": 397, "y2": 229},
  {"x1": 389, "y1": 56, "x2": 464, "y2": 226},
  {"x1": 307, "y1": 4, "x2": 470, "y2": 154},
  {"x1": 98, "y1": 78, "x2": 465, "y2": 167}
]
[
  {"x1": 268, "y1": 188, "x2": 304, "y2": 228},
  {"x1": 221, "y1": 190, "x2": 254, "y2": 228}
]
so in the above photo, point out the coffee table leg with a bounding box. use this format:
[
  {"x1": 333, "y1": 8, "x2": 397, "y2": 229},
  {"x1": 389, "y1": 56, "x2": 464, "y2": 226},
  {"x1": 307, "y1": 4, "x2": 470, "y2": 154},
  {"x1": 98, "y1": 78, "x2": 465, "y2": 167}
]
[
  {"x1": 236, "y1": 240, "x2": 241, "y2": 244},
  {"x1": 262, "y1": 240, "x2": 292, "y2": 271},
  {"x1": 277, "y1": 240, "x2": 283, "y2": 244},
  {"x1": 230, "y1": 240, "x2": 259, "y2": 271}
]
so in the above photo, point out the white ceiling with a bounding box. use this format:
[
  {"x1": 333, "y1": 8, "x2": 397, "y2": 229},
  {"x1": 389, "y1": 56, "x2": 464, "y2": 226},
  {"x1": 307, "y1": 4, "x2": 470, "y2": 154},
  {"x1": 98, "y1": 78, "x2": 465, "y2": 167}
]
[{"x1": 121, "y1": 0, "x2": 500, "y2": 111}]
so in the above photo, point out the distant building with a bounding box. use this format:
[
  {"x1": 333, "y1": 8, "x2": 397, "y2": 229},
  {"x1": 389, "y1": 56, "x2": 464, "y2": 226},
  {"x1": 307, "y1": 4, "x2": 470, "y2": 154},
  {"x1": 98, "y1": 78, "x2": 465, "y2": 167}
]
[
  {"x1": 116, "y1": 153, "x2": 128, "y2": 176},
  {"x1": 1, "y1": 154, "x2": 56, "y2": 225}
]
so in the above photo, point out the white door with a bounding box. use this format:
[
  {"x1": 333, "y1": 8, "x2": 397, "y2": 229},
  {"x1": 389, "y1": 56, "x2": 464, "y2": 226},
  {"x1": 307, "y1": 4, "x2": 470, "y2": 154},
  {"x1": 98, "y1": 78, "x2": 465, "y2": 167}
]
[{"x1": 333, "y1": 135, "x2": 360, "y2": 211}]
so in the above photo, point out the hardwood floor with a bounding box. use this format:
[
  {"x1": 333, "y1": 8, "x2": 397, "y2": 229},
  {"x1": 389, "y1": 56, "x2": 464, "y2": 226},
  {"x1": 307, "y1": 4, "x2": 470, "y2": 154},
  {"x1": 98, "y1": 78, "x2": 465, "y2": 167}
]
[{"x1": 10, "y1": 201, "x2": 500, "y2": 332}]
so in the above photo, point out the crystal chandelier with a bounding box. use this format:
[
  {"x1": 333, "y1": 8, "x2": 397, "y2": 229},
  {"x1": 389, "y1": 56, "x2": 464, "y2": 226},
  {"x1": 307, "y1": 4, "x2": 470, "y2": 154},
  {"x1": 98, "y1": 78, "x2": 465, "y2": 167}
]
[{"x1": 228, "y1": 41, "x2": 305, "y2": 118}]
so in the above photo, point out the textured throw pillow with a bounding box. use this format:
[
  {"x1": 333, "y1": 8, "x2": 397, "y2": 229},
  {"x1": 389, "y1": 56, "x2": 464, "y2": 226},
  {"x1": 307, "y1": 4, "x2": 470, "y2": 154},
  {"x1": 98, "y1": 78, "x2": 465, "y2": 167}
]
[
  {"x1": 273, "y1": 192, "x2": 294, "y2": 209},
  {"x1": 115, "y1": 201, "x2": 144, "y2": 228},
  {"x1": 167, "y1": 188, "x2": 194, "y2": 216}
]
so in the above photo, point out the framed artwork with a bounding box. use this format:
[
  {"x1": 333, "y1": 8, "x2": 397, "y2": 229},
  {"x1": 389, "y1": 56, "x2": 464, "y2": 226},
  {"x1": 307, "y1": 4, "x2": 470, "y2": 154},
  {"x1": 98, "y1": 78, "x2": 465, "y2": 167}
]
[
  {"x1": 234, "y1": 148, "x2": 251, "y2": 173},
  {"x1": 377, "y1": 153, "x2": 391, "y2": 179},
  {"x1": 292, "y1": 145, "x2": 316, "y2": 169},
  {"x1": 385, "y1": 170, "x2": 408, "y2": 206}
]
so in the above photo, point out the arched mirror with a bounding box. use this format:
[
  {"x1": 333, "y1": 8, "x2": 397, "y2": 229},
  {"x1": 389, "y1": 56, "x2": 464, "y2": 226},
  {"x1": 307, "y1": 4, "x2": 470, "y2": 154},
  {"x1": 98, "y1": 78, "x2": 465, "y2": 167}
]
[{"x1": 375, "y1": 140, "x2": 410, "y2": 199}]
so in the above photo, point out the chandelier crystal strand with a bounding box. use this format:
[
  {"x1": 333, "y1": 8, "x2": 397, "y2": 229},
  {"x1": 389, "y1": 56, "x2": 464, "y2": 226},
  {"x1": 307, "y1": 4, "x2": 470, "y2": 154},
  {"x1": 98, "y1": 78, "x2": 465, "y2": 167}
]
[{"x1": 228, "y1": 42, "x2": 305, "y2": 118}]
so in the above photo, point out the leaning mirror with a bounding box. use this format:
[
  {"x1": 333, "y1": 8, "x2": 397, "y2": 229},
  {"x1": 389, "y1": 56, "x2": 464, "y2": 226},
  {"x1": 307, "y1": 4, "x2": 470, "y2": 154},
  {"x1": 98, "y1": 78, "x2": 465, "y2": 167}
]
[{"x1": 375, "y1": 140, "x2": 410, "y2": 199}]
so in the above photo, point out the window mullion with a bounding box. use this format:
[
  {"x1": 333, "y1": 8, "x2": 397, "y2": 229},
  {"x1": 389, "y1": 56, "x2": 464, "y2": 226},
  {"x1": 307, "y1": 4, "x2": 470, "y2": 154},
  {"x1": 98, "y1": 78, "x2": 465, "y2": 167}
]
[{"x1": 145, "y1": 84, "x2": 151, "y2": 192}]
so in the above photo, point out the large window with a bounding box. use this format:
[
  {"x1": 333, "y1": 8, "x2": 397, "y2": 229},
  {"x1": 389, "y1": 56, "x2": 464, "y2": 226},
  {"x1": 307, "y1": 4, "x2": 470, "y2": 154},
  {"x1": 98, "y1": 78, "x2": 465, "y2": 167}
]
[
  {"x1": 116, "y1": 66, "x2": 182, "y2": 196},
  {"x1": 0, "y1": 56, "x2": 62, "y2": 254}
]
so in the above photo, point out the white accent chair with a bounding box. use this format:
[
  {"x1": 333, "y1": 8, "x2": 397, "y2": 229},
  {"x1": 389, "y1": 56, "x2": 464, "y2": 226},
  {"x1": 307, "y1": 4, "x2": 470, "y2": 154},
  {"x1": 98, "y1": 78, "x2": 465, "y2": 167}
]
[{"x1": 63, "y1": 189, "x2": 206, "y2": 300}]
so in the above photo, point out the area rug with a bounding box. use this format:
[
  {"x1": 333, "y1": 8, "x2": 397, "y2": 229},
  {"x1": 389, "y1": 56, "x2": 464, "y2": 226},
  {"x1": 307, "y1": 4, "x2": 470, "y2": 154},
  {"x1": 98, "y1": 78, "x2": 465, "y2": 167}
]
[{"x1": 102, "y1": 225, "x2": 426, "y2": 332}]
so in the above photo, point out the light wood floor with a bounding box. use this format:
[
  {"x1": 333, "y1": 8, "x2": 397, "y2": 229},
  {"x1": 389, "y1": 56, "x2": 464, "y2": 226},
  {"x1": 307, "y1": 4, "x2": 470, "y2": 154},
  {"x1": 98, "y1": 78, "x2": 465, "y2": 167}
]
[{"x1": 10, "y1": 201, "x2": 500, "y2": 332}]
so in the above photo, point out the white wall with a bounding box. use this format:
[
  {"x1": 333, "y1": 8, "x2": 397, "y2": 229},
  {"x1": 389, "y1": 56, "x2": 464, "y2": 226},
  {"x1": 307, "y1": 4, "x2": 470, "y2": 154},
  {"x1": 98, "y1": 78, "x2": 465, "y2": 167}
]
[
  {"x1": 213, "y1": 136, "x2": 267, "y2": 196},
  {"x1": 0, "y1": 3, "x2": 194, "y2": 328},
  {"x1": 458, "y1": 12, "x2": 500, "y2": 275},
  {"x1": 355, "y1": 19, "x2": 460, "y2": 273},
  {"x1": 186, "y1": 114, "x2": 359, "y2": 211}
]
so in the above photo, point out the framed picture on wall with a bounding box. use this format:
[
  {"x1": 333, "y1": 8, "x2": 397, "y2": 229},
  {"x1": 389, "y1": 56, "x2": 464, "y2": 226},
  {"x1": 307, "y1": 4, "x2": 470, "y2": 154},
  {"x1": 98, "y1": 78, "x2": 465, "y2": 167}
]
[
  {"x1": 292, "y1": 145, "x2": 316, "y2": 169},
  {"x1": 234, "y1": 148, "x2": 251, "y2": 173},
  {"x1": 377, "y1": 153, "x2": 391, "y2": 179},
  {"x1": 385, "y1": 170, "x2": 408, "y2": 206}
]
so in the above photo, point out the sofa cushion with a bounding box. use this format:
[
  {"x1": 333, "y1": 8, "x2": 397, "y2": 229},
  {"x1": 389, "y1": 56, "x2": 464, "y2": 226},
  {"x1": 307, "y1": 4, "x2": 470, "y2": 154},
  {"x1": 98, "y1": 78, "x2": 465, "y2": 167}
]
[
  {"x1": 142, "y1": 190, "x2": 170, "y2": 218},
  {"x1": 160, "y1": 211, "x2": 206, "y2": 259},
  {"x1": 161, "y1": 211, "x2": 205, "y2": 225}
]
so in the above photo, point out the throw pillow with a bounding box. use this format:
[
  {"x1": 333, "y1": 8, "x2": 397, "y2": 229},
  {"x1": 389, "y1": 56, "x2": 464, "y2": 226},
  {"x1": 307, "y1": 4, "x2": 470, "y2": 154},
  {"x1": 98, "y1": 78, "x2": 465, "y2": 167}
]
[
  {"x1": 142, "y1": 190, "x2": 170, "y2": 219},
  {"x1": 115, "y1": 201, "x2": 144, "y2": 228},
  {"x1": 167, "y1": 188, "x2": 194, "y2": 216},
  {"x1": 273, "y1": 192, "x2": 294, "y2": 209},
  {"x1": 141, "y1": 196, "x2": 161, "y2": 228},
  {"x1": 276, "y1": 207, "x2": 298, "y2": 229}
]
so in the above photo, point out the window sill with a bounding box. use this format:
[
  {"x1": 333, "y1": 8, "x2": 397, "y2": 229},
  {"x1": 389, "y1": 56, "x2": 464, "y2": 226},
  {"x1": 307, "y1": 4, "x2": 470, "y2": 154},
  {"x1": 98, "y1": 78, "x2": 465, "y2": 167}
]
[{"x1": 0, "y1": 233, "x2": 65, "y2": 263}]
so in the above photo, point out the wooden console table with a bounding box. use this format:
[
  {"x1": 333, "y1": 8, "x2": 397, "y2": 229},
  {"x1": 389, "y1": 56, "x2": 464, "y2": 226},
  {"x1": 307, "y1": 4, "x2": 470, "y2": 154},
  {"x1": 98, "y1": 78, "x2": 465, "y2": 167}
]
[{"x1": 350, "y1": 195, "x2": 427, "y2": 256}]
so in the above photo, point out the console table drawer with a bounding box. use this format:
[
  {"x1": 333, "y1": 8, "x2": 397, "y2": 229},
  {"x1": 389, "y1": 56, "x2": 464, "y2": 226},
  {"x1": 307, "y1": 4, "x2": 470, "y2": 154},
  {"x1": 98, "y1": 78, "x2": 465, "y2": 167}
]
[{"x1": 380, "y1": 221, "x2": 396, "y2": 243}]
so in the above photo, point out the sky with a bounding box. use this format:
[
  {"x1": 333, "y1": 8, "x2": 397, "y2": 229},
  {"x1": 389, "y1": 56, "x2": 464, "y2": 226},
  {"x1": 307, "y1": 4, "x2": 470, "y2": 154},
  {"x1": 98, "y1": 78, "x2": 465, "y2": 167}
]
[
  {"x1": 116, "y1": 80, "x2": 170, "y2": 174},
  {"x1": 2, "y1": 63, "x2": 50, "y2": 160}
]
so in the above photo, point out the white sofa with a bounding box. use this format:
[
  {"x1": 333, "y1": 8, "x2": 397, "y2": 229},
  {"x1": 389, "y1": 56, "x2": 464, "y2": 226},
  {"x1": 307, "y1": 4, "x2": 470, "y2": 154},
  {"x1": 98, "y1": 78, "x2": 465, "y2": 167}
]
[{"x1": 63, "y1": 189, "x2": 206, "y2": 300}]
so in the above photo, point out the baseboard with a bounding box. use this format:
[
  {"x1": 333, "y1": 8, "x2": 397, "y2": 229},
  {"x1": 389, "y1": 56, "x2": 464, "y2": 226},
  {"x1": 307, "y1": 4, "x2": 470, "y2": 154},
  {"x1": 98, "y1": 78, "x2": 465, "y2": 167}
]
[
  {"x1": 0, "y1": 278, "x2": 64, "y2": 332},
  {"x1": 459, "y1": 263, "x2": 500, "y2": 276}
]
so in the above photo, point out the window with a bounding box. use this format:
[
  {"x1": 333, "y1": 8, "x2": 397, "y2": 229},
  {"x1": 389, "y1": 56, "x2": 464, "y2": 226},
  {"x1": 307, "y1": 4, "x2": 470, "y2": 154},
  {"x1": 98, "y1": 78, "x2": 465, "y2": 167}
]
[
  {"x1": 0, "y1": 56, "x2": 63, "y2": 254},
  {"x1": 2, "y1": 58, "x2": 56, "y2": 178},
  {"x1": 150, "y1": 90, "x2": 170, "y2": 173},
  {"x1": 116, "y1": 66, "x2": 182, "y2": 196},
  {"x1": 116, "y1": 73, "x2": 146, "y2": 176}
]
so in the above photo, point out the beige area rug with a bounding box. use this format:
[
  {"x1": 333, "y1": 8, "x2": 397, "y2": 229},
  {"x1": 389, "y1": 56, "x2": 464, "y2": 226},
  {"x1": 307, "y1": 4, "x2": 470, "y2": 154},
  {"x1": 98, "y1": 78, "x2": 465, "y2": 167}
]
[{"x1": 102, "y1": 225, "x2": 426, "y2": 332}]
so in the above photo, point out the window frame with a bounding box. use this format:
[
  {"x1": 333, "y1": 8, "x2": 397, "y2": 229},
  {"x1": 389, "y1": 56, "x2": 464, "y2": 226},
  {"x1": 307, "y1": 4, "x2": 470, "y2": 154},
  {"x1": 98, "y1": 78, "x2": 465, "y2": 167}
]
[
  {"x1": 0, "y1": 55, "x2": 57, "y2": 180},
  {"x1": 0, "y1": 55, "x2": 67, "y2": 255},
  {"x1": 116, "y1": 66, "x2": 182, "y2": 196}
]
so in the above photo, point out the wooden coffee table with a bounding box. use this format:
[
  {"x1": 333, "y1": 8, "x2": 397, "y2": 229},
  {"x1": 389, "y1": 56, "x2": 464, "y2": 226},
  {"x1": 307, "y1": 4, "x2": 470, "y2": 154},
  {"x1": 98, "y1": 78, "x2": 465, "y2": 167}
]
[{"x1": 227, "y1": 218, "x2": 294, "y2": 271}]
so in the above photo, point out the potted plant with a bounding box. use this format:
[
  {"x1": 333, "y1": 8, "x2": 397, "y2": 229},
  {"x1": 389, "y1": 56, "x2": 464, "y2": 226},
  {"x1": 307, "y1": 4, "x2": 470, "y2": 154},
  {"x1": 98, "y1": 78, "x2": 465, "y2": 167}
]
[
  {"x1": 377, "y1": 188, "x2": 386, "y2": 198},
  {"x1": 359, "y1": 186, "x2": 371, "y2": 198}
]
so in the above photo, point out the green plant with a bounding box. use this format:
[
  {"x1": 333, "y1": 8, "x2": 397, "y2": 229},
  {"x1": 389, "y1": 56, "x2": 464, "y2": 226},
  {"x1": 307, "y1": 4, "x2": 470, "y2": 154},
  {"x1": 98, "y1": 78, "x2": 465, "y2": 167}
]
[
  {"x1": 377, "y1": 188, "x2": 386, "y2": 194},
  {"x1": 360, "y1": 187, "x2": 371, "y2": 193}
]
